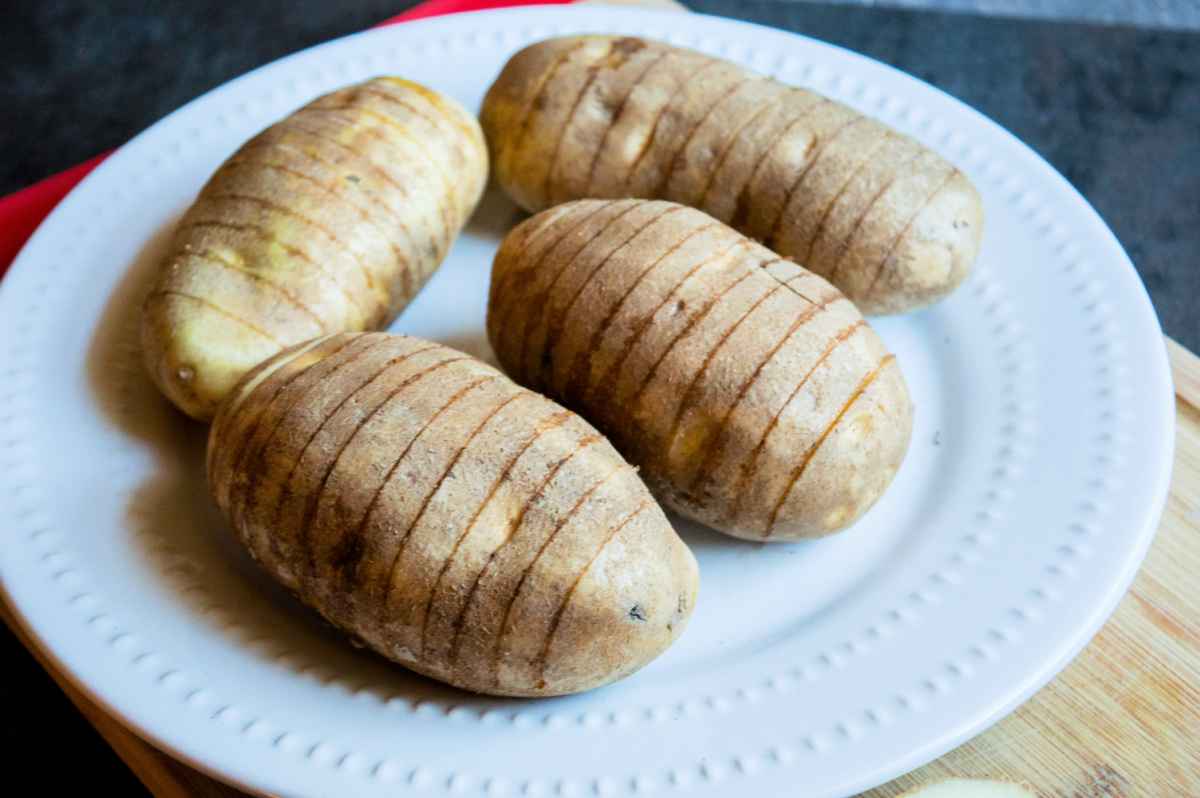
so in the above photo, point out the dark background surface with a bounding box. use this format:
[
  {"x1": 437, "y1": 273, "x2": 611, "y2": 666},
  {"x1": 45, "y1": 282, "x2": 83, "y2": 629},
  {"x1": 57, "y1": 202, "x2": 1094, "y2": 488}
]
[{"x1": 1, "y1": 0, "x2": 1197, "y2": 794}]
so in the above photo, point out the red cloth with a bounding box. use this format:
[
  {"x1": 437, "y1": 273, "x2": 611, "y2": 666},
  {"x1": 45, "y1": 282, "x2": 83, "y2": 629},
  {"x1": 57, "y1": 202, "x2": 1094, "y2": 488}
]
[
  {"x1": 0, "y1": 153, "x2": 110, "y2": 277},
  {"x1": 387, "y1": 0, "x2": 569, "y2": 23},
  {"x1": 0, "y1": 0, "x2": 570, "y2": 279}
]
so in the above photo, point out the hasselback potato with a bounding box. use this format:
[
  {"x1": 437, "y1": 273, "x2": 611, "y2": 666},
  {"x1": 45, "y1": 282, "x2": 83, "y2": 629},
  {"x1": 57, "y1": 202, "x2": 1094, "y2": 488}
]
[
  {"x1": 489, "y1": 199, "x2": 913, "y2": 541},
  {"x1": 143, "y1": 77, "x2": 487, "y2": 420},
  {"x1": 208, "y1": 332, "x2": 698, "y2": 696},
  {"x1": 481, "y1": 35, "x2": 984, "y2": 316}
]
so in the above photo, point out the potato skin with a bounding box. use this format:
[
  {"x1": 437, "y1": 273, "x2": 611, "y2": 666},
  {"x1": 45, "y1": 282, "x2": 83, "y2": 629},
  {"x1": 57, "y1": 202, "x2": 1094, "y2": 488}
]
[
  {"x1": 207, "y1": 332, "x2": 698, "y2": 697},
  {"x1": 488, "y1": 199, "x2": 913, "y2": 542},
  {"x1": 143, "y1": 78, "x2": 488, "y2": 420},
  {"x1": 480, "y1": 35, "x2": 984, "y2": 316}
]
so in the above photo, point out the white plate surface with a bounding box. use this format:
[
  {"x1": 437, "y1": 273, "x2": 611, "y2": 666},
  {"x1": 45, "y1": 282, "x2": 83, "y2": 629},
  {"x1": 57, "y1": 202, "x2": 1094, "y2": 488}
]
[{"x1": 0, "y1": 7, "x2": 1176, "y2": 798}]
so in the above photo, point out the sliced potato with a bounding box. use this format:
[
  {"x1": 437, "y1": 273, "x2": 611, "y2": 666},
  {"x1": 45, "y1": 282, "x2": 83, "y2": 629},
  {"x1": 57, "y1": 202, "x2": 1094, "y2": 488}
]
[
  {"x1": 143, "y1": 77, "x2": 487, "y2": 420},
  {"x1": 481, "y1": 35, "x2": 984, "y2": 316},
  {"x1": 208, "y1": 332, "x2": 699, "y2": 697},
  {"x1": 489, "y1": 199, "x2": 914, "y2": 542}
]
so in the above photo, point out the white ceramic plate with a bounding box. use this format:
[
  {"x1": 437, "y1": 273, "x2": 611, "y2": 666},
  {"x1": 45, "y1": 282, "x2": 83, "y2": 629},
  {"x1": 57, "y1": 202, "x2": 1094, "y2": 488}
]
[{"x1": 0, "y1": 7, "x2": 1175, "y2": 798}]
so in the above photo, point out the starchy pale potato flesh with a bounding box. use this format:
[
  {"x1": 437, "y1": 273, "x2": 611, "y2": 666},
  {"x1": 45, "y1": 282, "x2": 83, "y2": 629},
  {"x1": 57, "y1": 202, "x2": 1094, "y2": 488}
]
[
  {"x1": 143, "y1": 77, "x2": 488, "y2": 420},
  {"x1": 207, "y1": 332, "x2": 698, "y2": 697},
  {"x1": 481, "y1": 35, "x2": 984, "y2": 316},
  {"x1": 896, "y1": 780, "x2": 1038, "y2": 798},
  {"x1": 489, "y1": 199, "x2": 914, "y2": 542}
]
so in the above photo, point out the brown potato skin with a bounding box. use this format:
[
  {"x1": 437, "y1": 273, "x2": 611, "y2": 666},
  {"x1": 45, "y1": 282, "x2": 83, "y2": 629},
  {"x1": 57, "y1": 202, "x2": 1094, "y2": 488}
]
[
  {"x1": 488, "y1": 199, "x2": 914, "y2": 542},
  {"x1": 143, "y1": 78, "x2": 488, "y2": 420},
  {"x1": 480, "y1": 35, "x2": 984, "y2": 317},
  {"x1": 207, "y1": 332, "x2": 698, "y2": 697}
]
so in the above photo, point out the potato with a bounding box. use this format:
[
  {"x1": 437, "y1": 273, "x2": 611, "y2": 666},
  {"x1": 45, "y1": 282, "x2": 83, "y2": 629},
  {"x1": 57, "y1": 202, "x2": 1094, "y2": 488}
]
[
  {"x1": 207, "y1": 332, "x2": 698, "y2": 697},
  {"x1": 488, "y1": 199, "x2": 913, "y2": 542},
  {"x1": 897, "y1": 781, "x2": 1037, "y2": 798},
  {"x1": 480, "y1": 35, "x2": 984, "y2": 316},
  {"x1": 143, "y1": 77, "x2": 488, "y2": 420}
]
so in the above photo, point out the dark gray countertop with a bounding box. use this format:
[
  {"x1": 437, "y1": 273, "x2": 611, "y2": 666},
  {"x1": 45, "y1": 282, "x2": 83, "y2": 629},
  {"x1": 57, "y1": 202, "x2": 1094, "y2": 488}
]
[{"x1": 1, "y1": 1, "x2": 1196, "y2": 794}]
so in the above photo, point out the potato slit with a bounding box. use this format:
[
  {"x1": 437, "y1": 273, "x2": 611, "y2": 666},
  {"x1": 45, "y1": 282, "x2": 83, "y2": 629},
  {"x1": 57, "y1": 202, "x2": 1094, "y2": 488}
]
[
  {"x1": 544, "y1": 41, "x2": 618, "y2": 207},
  {"x1": 490, "y1": 203, "x2": 609, "y2": 341},
  {"x1": 277, "y1": 115, "x2": 452, "y2": 260},
  {"x1": 182, "y1": 245, "x2": 327, "y2": 329},
  {"x1": 490, "y1": 461, "x2": 633, "y2": 688},
  {"x1": 356, "y1": 86, "x2": 481, "y2": 224},
  {"x1": 372, "y1": 375, "x2": 504, "y2": 640},
  {"x1": 502, "y1": 39, "x2": 594, "y2": 184},
  {"x1": 174, "y1": 219, "x2": 362, "y2": 315},
  {"x1": 292, "y1": 348, "x2": 464, "y2": 589},
  {"x1": 765, "y1": 354, "x2": 895, "y2": 536},
  {"x1": 245, "y1": 338, "x2": 410, "y2": 538},
  {"x1": 212, "y1": 334, "x2": 337, "y2": 470},
  {"x1": 763, "y1": 115, "x2": 866, "y2": 249},
  {"x1": 684, "y1": 291, "x2": 842, "y2": 499},
  {"x1": 589, "y1": 237, "x2": 748, "y2": 401},
  {"x1": 728, "y1": 319, "x2": 867, "y2": 526},
  {"x1": 273, "y1": 348, "x2": 455, "y2": 584},
  {"x1": 145, "y1": 290, "x2": 284, "y2": 345},
  {"x1": 386, "y1": 77, "x2": 483, "y2": 143},
  {"x1": 581, "y1": 50, "x2": 672, "y2": 197},
  {"x1": 416, "y1": 409, "x2": 573, "y2": 659},
  {"x1": 332, "y1": 365, "x2": 506, "y2": 596},
  {"x1": 533, "y1": 501, "x2": 652, "y2": 688},
  {"x1": 488, "y1": 202, "x2": 611, "y2": 348},
  {"x1": 228, "y1": 335, "x2": 387, "y2": 518},
  {"x1": 539, "y1": 205, "x2": 686, "y2": 387},
  {"x1": 728, "y1": 97, "x2": 830, "y2": 230},
  {"x1": 622, "y1": 60, "x2": 724, "y2": 196},
  {"x1": 824, "y1": 146, "x2": 926, "y2": 286},
  {"x1": 563, "y1": 221, "x2": 722, "y2": 406},
  {"x1": 758, "y1": 261, "x2": 826, "y2": 305},
  {"x1": 863, "y1": 168, "x2": 960, "y2": 297},
  {"x1": 376, "y1": 383, "x2": 521, "y2": 582},
  {"x1": 222, "y1": 336, "x2": 373, "y2": 508},
  {"x1": 362, "y1": 84, "x2": 476, "y2": 149},
  {"x1": 327, "y1": 102, "x2": 463, "y2": 227},
  {"x1": 693, "y1": 89, "x2": 789, "y2": 211},
  {"x1": 659, "y1": 277, "x2": 787, "y2": 472},
  {"x1": 446, "y1": 434, "x2": 606, "y2": 679},
  {"x1": 658, "y1": 75, "x2": 760, "y2": 198},
  {"x1": 794, "y1": 129, "x2": 896, "y2": 267},
  {"x1": 515, "y1": 202, "x2": 642, "y2": 384},
  {"x1": 311, "y1": 108, "x2": 456, "y2": 242},
  {"x1": 205, "y1": 156, "x2": 418, "y2": 297},
  {"x1": 202, "y1": 192, "x2": 387, "y2": 306},
  {"x1": 622, "y1": 264, "x2": 756, "y2": 417}
]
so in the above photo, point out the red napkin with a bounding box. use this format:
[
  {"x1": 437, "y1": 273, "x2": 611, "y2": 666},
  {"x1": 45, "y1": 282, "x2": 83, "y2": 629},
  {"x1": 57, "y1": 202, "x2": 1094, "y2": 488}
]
[{"x1": 0, "y1": 0, "x2": 571, "y2": 279}]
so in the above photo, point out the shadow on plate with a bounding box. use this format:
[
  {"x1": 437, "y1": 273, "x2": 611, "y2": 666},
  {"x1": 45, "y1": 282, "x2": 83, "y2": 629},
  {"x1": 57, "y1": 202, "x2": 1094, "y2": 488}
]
[{"x1": 462, "y1": 181, "x2": 529, "y2": 243}]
